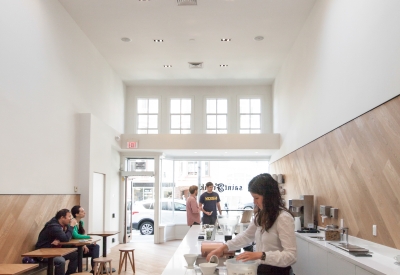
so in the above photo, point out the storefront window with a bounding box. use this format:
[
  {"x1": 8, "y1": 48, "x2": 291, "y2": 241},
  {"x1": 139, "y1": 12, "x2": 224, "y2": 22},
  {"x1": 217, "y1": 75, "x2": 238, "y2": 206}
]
[{"x1": 172, "y1": 160, "x2": 268, "y2": 220}]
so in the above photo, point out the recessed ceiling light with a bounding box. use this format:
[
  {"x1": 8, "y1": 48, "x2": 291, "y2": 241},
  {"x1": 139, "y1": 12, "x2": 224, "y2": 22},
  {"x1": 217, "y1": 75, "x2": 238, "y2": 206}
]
[
  {"x1": 177, "y1": 0, "x2": 197, "y2": 6},
  {"x1": 254, "y1": 36, "x2": 264, "y2": 41},
  {"x1": 154, "y1": 39, "x2": 164, "y2": 42},
  {"x1": 164, "y1": 65, "x2": 172, "y2": 68},
  {"x1": 221, "y1": 38, "x2": 231, "y2": 42},
  {"x1": 255, "y1": 152, "x2": 259, "y2": 154},
  {"x1": 194, "y1": 152, "x2": 197, "y2": 154},
  {"x1": 138, "y1": 0, "x2": 150, "y2": 2},
  {"x1": 220, "y1": 65, "x2": 228, "y2": 67},
  {"x1": 121, "y1": 37, "x2": 131, "y2": 42}
]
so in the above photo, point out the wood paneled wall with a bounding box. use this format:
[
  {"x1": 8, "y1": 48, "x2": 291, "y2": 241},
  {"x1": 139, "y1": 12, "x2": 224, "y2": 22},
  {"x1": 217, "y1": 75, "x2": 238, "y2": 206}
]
[
  {"x1": 0, "y1": 195, "x2": 80, "y2": 263},
  {"x1": 270, "y1": 95, "x2": 400, "y2": 249}
]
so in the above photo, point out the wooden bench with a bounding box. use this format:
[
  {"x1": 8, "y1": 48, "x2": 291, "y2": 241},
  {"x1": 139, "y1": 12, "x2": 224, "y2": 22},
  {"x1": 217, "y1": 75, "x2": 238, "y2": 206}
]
[
  {"x1": 20, "y1": 262, "x2": 47, "y2": 275},
  {"x1": 0, "y1": 194, "x2": 80, "y2": 265}
]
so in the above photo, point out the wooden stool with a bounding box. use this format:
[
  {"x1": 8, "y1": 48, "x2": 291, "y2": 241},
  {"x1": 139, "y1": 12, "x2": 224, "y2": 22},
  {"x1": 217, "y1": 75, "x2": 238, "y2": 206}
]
[
  {"x1": 85, "y1": 257, "x2": 91, "y2": 271},
  {"x1": 71, "y1": 273, "x2": 92, "y2": 275},
  {"x1": 118, "y1": 248, "x2": 135, "y2": 274},
  {"x1": 93, "y1": 257, "x2": 113, "y2": 275}
]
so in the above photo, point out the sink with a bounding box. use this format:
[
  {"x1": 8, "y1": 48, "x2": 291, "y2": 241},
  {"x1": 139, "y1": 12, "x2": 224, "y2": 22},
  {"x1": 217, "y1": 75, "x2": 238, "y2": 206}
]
[
  {"x1": 329, "y1": 242, "x2": 369, "y2": 252},
  {"x1": 195, "y1": 255, "x2": 227, "y2": 267},
  {"x1": 309, "y1": 236, "x2": 324, "y2": 241}
]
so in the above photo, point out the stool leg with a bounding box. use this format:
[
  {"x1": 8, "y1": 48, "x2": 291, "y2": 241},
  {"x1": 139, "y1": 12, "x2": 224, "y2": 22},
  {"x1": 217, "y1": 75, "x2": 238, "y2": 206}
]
[
  {"x1": 99, "y1": 262, "x2": 103, "y2": 275},
  {"x1": 107, "y1": 261, "x2": 112, "y2": 275},
  {"x1": 131, "y1": 250, "x2": 135, "y2": 273},
  {"x1": 118, "y1": 251, "x2": 123, "y2": 274},
  {"x1": 124, "y1": 252, "x2": 128, "y2": 271},
  {"x1": 127, "y1": 252, "x2": 134, "y2": 273},
  {"x1": 93, "y1": 262, "x2": 99, "y2": 275}
]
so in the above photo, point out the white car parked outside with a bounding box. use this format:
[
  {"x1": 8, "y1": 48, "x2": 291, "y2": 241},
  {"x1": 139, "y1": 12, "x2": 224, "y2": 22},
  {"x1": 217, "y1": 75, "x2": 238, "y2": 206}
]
[
  {"x1": 238, "y1": 202, "x2": 254, "y2": 209},
  {"x1": 132, "y1": 199, "x2": 187, "y2": 235}
]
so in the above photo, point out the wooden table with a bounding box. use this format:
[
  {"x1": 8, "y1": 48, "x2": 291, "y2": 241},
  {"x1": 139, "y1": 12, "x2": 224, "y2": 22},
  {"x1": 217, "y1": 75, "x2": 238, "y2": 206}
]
[
  {"x1": 60, "y1": 238, "x2": 100, "y2": 272},
  {"x1": 21, "y1": 248, "x2": 77, "y2": 275},
  {"x1": 88, "y1": 231, "x2": 119, "y2": 273},
  {"x1": 87, "y1": 231, "x2": 119, "y2": 257},
  {"x1": 0, "y1": 264, "x2": 38, "y2": 275}
]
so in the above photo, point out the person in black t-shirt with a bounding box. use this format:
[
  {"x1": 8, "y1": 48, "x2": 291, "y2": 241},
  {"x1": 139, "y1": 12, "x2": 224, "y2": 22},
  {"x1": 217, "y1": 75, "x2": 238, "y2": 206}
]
[{"x1": 199, "y1": 182, "x2": 222, "y2": 225}]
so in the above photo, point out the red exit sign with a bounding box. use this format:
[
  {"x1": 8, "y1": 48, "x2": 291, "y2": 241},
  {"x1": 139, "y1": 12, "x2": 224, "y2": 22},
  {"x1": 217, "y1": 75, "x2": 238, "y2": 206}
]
[{"x1": 127, "y1": 141, "x2": 138, "y2": 149}]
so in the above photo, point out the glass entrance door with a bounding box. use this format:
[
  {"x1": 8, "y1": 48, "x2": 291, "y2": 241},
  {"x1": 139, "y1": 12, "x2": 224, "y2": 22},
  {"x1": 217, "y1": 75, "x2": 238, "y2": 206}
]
[{"x1": 124, "y1": 158, "x2": 157, "y2": 239}]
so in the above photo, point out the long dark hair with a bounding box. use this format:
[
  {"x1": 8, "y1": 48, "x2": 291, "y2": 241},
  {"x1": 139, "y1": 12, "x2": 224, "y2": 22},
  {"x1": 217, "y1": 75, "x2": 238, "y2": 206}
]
[
  {"x1": 71, "y1": 205, "x2": 85, "y2": 235},
  {"x1": 248, "y1": 173, "x2": 291, "y2": 232}
]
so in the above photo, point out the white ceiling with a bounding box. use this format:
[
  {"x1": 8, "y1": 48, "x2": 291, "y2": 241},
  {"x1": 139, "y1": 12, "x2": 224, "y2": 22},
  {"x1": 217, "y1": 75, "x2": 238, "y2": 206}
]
[
  {"x1": 59, "y1": 0, "x2": 317, "y2": 86},
  {"x1": 59, "y1": 0, "x2": 316, "y2": 159}
]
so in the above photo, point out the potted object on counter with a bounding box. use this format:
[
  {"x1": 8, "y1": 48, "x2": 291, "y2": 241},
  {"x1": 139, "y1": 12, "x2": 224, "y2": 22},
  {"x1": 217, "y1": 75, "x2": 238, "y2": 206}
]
[{"x1": 324, "y1": 225, "x2": 341, "y2": 241}]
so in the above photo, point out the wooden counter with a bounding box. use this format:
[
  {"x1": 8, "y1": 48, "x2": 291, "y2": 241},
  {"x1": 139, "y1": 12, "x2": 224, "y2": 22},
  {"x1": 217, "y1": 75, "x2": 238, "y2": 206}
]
[{"x1": 0, "y1": 264, "x2": 38, "y2": 275}]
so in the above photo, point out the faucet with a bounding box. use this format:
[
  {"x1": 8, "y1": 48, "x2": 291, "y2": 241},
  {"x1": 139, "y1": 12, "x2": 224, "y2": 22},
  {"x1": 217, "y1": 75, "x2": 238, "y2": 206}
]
[{"x1": 339, "y1": 227, "x2": 349, "y2": 245}]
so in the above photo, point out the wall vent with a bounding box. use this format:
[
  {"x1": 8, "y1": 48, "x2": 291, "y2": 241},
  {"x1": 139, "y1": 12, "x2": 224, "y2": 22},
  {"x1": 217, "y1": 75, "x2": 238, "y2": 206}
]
[
  {"x1": 188, "y1": 62, "x2": 203, "y2": 69},
  {"x1": 177, "y1": 0, "x2": 197, "y2": 6}
]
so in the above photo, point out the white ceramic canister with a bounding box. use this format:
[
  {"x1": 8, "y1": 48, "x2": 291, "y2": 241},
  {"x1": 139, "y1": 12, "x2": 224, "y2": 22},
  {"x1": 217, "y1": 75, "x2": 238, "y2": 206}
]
[
  {"x1": 294, "y1": 217, "x2": 301, "y2": 231},
  {"x1": 225, "y1": 259, "x2": 258, "y2": 275}
]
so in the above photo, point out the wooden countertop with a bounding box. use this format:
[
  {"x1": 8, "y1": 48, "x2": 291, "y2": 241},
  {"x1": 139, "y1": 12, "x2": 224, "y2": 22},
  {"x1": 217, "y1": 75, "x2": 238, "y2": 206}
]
[
  {"x1": 0, "y1": 264, "x2": 39, "y2": 275},
  {"x1": 87, "y1": 231, "x2": 119, "y2": 237},
  {"x1": 60, "y1": 238, "x2": 101, "y2": 246},
  {"x1": 21, "y1": 248, "x2": 77, "y2": 258}
]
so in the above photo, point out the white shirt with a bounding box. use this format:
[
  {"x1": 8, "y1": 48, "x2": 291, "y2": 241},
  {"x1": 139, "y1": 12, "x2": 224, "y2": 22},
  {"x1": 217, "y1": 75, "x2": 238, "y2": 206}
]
[{"x1": 226, "y1": 211, "x2": 297, "y2": 267}]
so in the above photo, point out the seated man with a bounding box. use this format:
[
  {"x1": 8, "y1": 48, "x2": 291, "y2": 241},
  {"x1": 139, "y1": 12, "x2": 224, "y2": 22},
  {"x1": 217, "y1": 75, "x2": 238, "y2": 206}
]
[{"x1": 35, "y1": 209, "x2": 78, "y2": 275}]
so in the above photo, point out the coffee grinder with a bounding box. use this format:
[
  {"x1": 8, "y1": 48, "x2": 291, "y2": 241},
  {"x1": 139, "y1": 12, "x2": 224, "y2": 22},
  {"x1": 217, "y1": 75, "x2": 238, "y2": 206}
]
[{"x1": 289, "y1": 195, "x2": 314, "y2": 230}]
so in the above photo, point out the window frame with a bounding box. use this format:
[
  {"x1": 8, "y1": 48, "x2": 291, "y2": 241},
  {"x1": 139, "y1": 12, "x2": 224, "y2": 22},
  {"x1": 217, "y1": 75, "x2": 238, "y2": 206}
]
[
  {"x1": 169, "y1": 98, "x2": 193, "y2": 134},
  {"x1": 238, "y1": 97, "x2": 262, "y2": 134},
  {"x1": 136, "y1": 97, "x2": 160, "y2": 134},
  {"x1": 205, "y1": 98, "x2": 228, "y2": 134}
]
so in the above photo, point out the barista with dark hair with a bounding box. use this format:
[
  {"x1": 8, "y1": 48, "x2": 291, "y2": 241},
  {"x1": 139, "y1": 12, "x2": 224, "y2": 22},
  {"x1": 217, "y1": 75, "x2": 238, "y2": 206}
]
[{"x1": 206, "y1": 174, "x2": 296, "y2": 275}]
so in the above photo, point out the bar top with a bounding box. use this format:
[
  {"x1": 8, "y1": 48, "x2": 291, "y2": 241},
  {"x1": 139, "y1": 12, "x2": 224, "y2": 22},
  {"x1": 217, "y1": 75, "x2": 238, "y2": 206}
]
[{"x1": 161, "y1": 225, "x2": 210, "y2": 275}]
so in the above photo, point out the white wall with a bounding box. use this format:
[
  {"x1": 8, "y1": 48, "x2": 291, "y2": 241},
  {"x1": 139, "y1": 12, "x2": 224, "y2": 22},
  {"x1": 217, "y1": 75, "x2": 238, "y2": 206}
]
[
  {"x1": 271, "y1": 0, "x2": 400, "y2": 162},
  {"x1": 78, "y1": 114, "x2": 122, "y2": 248},
  {"x1": 125, "y1": 85, "x2": 272, "y2": 134},
  {"x1": 0, "y1": 0, "x2": 125, "y2": 194}
]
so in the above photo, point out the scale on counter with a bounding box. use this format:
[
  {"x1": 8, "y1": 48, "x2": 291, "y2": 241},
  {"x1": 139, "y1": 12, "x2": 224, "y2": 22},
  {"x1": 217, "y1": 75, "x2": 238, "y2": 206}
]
[{"x1": 329, "y1": 243, "x2": 372, "y2": 257}]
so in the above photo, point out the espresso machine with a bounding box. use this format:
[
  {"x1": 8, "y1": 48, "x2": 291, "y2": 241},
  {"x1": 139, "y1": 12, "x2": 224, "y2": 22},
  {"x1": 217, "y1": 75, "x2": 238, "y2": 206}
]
[{"x1": 289, "y1": 195, "x2": 314, "y2": 230}]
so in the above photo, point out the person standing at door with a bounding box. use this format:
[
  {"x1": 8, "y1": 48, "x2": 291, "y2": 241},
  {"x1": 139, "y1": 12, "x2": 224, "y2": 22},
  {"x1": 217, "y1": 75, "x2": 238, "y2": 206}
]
[
  {"x1": 186, "y1": 185, "x2": 201, "y2": 226},
  {"x1": 199, "y1": 182, "x2": 222, "y2": 225},
  {"x1": 71, "y1": 205, "x2": 100, "y2": 272}
]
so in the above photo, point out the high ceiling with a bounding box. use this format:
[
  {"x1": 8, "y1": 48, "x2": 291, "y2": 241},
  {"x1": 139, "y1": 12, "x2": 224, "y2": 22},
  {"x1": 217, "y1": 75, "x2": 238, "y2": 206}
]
[{"x1": 59, "y1": 0, "x2": 317, "y2": 86}]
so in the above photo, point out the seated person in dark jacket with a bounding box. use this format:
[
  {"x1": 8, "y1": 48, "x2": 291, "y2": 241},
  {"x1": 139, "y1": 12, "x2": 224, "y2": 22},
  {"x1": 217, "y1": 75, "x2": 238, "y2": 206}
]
[{"x1": 35, "y1": 209, "x2": 78, "y2": 275}]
